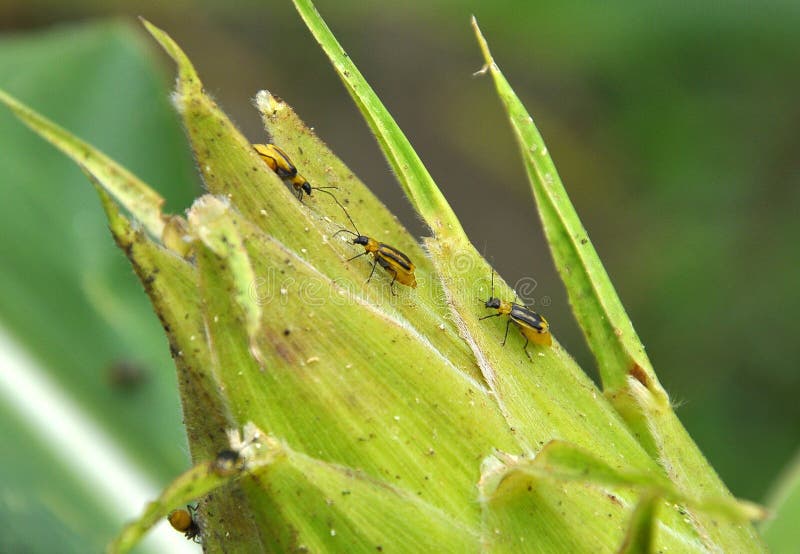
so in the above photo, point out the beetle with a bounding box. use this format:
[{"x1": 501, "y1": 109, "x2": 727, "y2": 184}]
[
  {"x1": 168, "y1": 505, "x2": 200, "y2": 542},
  {"x1": 334, "y1": 228, "x2": 417, "y2": 293},
  {"x1": 479, "y1": 270, "x2": 551, "y2": 359},
  {"x1": 253, "y1": 143, "x2": 309, "y2": 198},
  {"x1": 253, "y1": 143, "x2": 359, "y2": 230},
  {"x1": 254, "y1": 143, "x2": 336, "y2": 201}
]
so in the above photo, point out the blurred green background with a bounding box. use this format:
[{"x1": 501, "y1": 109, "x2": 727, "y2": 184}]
[{"x1": 1, "y1": 0, "x2": 798, "y2": 550}]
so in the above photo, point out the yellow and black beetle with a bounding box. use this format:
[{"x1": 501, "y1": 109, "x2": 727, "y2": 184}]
[
  {"x1": 254, "y1": 143, "x2": 360, "y2": 230},
  {"x1": 254, "y1": 143, "x2": 340, "y2": 202},
  {"x1": 168, "y1": 505, "x2": 200, "y2": 542},
  {"x1": 480, "y1": 270, "x2": 551, "y2": 359},
  {"x1": 334, "y1": 228, "x2": 417, "y2": 293}
]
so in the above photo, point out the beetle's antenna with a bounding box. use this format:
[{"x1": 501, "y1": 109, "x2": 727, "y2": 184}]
[
  {"x1": 332, "y1": 228, "x2": 359, "y2": 240},
  {"x1": 314, "y1": 188, "x2": 360, "y2": 236},
  {"x1": 490, "y1": 269, "x2": 495, "y2": 297}
]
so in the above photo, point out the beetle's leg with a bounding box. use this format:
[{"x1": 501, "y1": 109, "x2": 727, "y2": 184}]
[
  {"x1": 502, "y1": 319, "x2": 511, "y2": 346},
  {"x1": 346, "y1": 251, "x2": 369, "y2": 263},
  {"x1": 478, "y1": 312, "x2": 502, "y2": 321},
  {"x1": 389, "y1": 272, "x2": 397, "y2": 296},
  {"x1": 366, "y1": 257, "x2": 378, "y2": 283},
  {"x1": 522, "y1": 337, "x2": 532, "y2": 361}
]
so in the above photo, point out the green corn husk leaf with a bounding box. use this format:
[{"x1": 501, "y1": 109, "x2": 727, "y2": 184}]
[
  {"x1": 0, "y1": 89, "x2": 166, "y2": 238},
  {"x1": 290, "y1": 0, "x2": 647, "y2": 462},
  {"x1": 0, "y1": 5, "x2": 768, "y2": 552},
  {"x1": 470, "y1": 17, "x2": 765, "y2": 552},
  {"x1": 111, "y1": 425, "x2": 478, "y2": 553}
]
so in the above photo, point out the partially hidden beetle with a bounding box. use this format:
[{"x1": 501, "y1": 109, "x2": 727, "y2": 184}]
[
  {"x1": 479, "y1": 270, "x2": 551, "y2": 359},
  {"x1": 254, "y1": 143, "x2": 360, "y2": 230},
  {"x1": 254, "y1": 143, "x2": 313, "y2": 199},
  {"x1": 168, "y1": 505, "x2": 201, "y2": 542},
  {"x1": 254, "y1": 143, "x2": 339, "y2": 201}
]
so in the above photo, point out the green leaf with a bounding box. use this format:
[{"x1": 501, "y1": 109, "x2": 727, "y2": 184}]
[
  {"x1": 290, "y1": 0, "x2": 468, "y2": 244},
  {"x1": 96, "y1": 186, "x2": 262, "y2": 553},
  {"x1": 145, "y1": 18, "x2": 482, "y2": 383},
  {"x1": 108, "y1": 442, "x2": 251, "y2": 554},
  {"x1": 0, "y1": 21, "x2": 197, "y2": 552},
  {"x1": 470, "y1": 18, "x2": 766, "y2": 552},
  {"x1": 0, "y1": 377, "x2": 111, "y2": 553},
  {"x1": 188, "y1": 195, "x2": 517, "y2": 519},
  {"x1": 470, "y1": 17, "x2": 659, "y2": 399},
  {"x1": 761, "y1": 448, "x2": 800, "y2": 554},
  {"x1": 488, "y1": 440, "x2": 764, "y2": 523},
  {"x1": 250, "y1": 431, "x2": 479, "y2": 552},
  {"x1": 479, "y1": 467, "x2": 633, "y2": 552},
  {"x1": 287, "y1": 0, "x2": 654, "y2": 469},
  {"x1": 204, "y1": 194, "x2": 494, "y2": 533},
  {"x1": 114, "y1": 425, "x2": 479, "y2": 553},
  {"x1": 0, "y1": 88, "x2": 166, "y2": 238},
  {"x1": 254, "y1": 90, "x2": 483, "y2": 381}
]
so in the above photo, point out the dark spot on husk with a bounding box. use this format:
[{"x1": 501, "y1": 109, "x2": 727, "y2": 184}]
[{"x1": 629, "y1": 363, "x2": 650, "y2": 388}]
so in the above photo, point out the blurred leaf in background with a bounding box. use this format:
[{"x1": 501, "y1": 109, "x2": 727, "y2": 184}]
[
  {"x1": 0, "y1": 20, "x2": 199, "y2": 551},
  {"x1": 763, "y1": 448, "x2": 800, "y2": 553}
]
